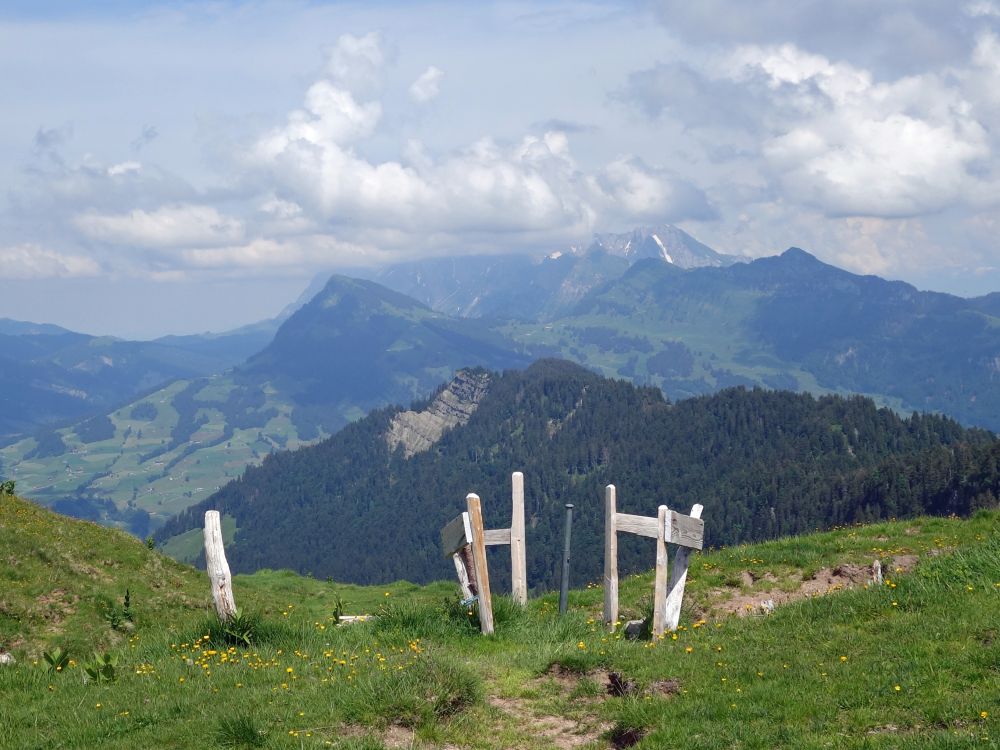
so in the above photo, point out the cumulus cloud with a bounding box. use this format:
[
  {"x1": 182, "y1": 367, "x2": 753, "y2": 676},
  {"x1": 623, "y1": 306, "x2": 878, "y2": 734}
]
[
  {"x1": 728, "y1": 43, "x2": 991, "y2": 217},
  {"x1": 245, "y1": 39, "x2": 709, "y2": 249},
  {"x1": 623, "y1": 39, "x2": 996, "y2": 220},
  {"x1": 0, "y1": 243, "x2": 100, "y2": 279},
  {"x1": 73, "y1": 204, "x2": 245, "y2": 248},
  {"x1": 409, "y1": 66, "x2": 443, "y2": 103}
]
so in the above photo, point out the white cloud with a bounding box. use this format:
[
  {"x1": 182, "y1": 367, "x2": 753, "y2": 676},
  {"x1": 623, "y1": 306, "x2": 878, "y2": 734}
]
[
  {"x1": 716, "y1": 43, "x2": 991, "y2": 217},
  {"x1": 73, "y1": 204, "x2": 245, "y2": 248},
  {"x1": 409, "y1": 66, "x2": 444, "y2": 103},
  {"x1": 0, "y1": 243, "x2": 100, "y2": 279},
  {"x1": 107, "y1": 160, "x2": 142, "y2": 177},
  {"x1": 325, "y1": 32, "x2": 384, "y2": 93},
  {"x1": 245, "y1": 39, "x2": 709, "y2": 247}
]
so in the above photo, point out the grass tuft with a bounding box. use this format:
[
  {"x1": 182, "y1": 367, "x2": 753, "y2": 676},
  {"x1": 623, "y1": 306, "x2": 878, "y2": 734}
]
[{"x1": 215, "y1": 712, "x2": 267, "y2": 748}]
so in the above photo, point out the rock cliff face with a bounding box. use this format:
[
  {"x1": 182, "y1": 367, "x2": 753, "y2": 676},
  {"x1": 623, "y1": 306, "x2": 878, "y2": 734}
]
[{"x1": 385, "y1": 370, "x2": 491, "y2": 458}]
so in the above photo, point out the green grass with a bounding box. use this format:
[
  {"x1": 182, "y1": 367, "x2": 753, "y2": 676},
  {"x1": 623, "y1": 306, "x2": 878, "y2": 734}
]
[{"x1": 1, "y1": 494, "x2": 997, "y2": 748}]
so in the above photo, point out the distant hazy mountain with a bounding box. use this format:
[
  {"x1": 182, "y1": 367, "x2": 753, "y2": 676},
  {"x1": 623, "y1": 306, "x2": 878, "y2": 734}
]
[
  {"x1": 156, "y1": 359, "x2": 997, "y2": 584},
  {"x1": 370, "y1": 224, "x2": 738, "y2": 321},
  {"x1": 371, "y1": 252, "x2": 629, "y2": 320},
  {"x1": 586, "y1": 224, "x2": 742, "y2": 267},
  {"x1": 0, "y1": 274, "x2": 336, "y2": 443},
  {"x1": 1, "y1": 275, "x2": 530, "y2": 531}
]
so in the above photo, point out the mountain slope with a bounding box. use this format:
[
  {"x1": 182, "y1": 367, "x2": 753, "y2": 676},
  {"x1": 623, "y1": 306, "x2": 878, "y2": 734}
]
[
  {"x1": 1, "y1": 276, "x2": 530, "y2": 530},
  {"x1": 157, "y1": 360, "x2": 999, "y2": 587},
  {"x1": 505, "y1": 248, "x2": 1000, "y2": 430}
]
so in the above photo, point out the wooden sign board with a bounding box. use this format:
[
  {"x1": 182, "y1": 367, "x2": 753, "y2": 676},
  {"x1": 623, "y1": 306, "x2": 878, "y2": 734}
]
[
  {"x1": 666, "y1": 511, "x2": 704, "y2": 550},
  {"x1": 441, "y1": 512, "x2": 472, "y2": 557}
]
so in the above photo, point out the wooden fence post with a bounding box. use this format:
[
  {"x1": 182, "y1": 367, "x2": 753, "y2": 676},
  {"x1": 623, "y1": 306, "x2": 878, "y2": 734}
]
[
  {"x1": 510, "y1": 472, "x2": 527, "y2": 605},
  {"x1": 652, "y1": 505, "x2": 670, "y2": 637},
  {"x1": 203, "y1": 511, "x2": 236, "y2": 622},
  {"x1": 603, "y1": 484, "x2": 618, "y2": 631},
  {"x1": 466, "y1": 494, "x2": 494, "y2": 635},
  {"x1": 664, "y1": 503, "x2": 703, "y2": 632}
]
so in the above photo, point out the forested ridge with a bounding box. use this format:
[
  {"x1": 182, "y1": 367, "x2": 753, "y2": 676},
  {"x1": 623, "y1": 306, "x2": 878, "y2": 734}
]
[{"x1": 157, "y1": 360, "x2": 1000, "y2": 589}]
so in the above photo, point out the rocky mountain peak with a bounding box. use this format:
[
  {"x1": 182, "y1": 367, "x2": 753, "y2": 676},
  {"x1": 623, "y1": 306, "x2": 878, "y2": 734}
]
[{"x1": 586, "y1": 224, "x2": 741, "y2": 268}]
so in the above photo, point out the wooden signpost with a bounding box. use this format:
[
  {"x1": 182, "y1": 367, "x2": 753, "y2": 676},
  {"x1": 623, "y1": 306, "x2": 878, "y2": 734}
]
[
  {"x1": 440, "y1": 472, "x2": 528, "y2": 634},
  {"x1": 602, "y1": 484, "x2": 704, "y2": 637}
]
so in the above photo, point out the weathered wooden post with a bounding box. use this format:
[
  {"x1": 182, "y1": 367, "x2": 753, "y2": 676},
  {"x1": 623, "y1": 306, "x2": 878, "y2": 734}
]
[
  {"x1": 466, "y1": 493, "x2": 494, "y2": 635},
  {"x1": 652, "y1": 505, "x2": 669, "y2": 635},
  {"x1": 203, "y1": 510, "x2": 236, "y2": 622},
  {"x1": 664, "y1": 504, "x2": 704, "y2": 632},
  {"x1": 603, "y1": 484, "x2": 618, "y2": 631},
  {"x1": 510, "y1": 472, "x2": 527, "y2": 605}
]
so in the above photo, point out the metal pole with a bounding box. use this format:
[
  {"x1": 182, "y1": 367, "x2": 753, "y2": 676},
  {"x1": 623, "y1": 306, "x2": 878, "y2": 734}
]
[{"x1": 559, "y1": 503, "x2": 574, "y2": 615}]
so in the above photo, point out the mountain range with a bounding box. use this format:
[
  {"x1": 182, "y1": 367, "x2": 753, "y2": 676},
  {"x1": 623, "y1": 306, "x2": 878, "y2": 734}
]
[{"x1": 4, "y1": 224, "x2": 1000, "y2": 542}]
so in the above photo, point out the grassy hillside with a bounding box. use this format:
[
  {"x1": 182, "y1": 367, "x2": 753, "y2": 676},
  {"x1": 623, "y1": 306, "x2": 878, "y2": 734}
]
[
  {"x1": 2, "y1": 492, "x2": 997, "y2": 748},
  {"x1": 0, "y1": 320, "x2": 278, "y2": 441},
  {"x1": 0, "y1": 376, "x2": 318, "y2": 534}
]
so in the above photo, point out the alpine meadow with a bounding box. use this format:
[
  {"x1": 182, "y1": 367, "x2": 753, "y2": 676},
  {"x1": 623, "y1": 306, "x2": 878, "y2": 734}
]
[{"x1": 2, "y1": 3, "x2": 1000, "y2": 749}]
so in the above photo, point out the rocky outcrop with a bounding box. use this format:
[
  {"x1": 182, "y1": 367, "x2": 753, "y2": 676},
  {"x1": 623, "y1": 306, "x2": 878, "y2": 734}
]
[{"x1": 385, "y1": 370, "x2": 491, "y2": 458}]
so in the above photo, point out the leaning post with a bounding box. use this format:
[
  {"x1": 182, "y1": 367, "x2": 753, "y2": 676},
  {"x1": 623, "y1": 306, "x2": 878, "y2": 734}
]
[
  {"x1": 664, "y1": 503, "x2": 704, "y2": 631},
  {"x1": 466, "y1": 493, "x2": 494, "y2": 635},
  {"x1": 203, "y1": 510, "x2": 237, "y2": 622}
]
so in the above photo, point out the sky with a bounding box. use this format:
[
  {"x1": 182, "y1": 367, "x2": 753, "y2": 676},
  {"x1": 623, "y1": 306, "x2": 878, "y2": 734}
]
[{"x1": 3, "y1": 0, "x2": 1000, "y2": 338}]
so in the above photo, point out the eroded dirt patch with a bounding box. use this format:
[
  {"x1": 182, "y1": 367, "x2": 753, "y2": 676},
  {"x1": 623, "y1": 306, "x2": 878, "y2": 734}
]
[
  {"x1": 712, "y1": 559, "x2": 898, "y2": 618},
  {"x1": 488, "y1": 693, "x2": 608, "y2": 749},
  {"x1": 483, "y1": 665, "x2": 620, "y2": 748},
  {"x1": 33, "y1": 589, "x2": 78, "y2": 626}
]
